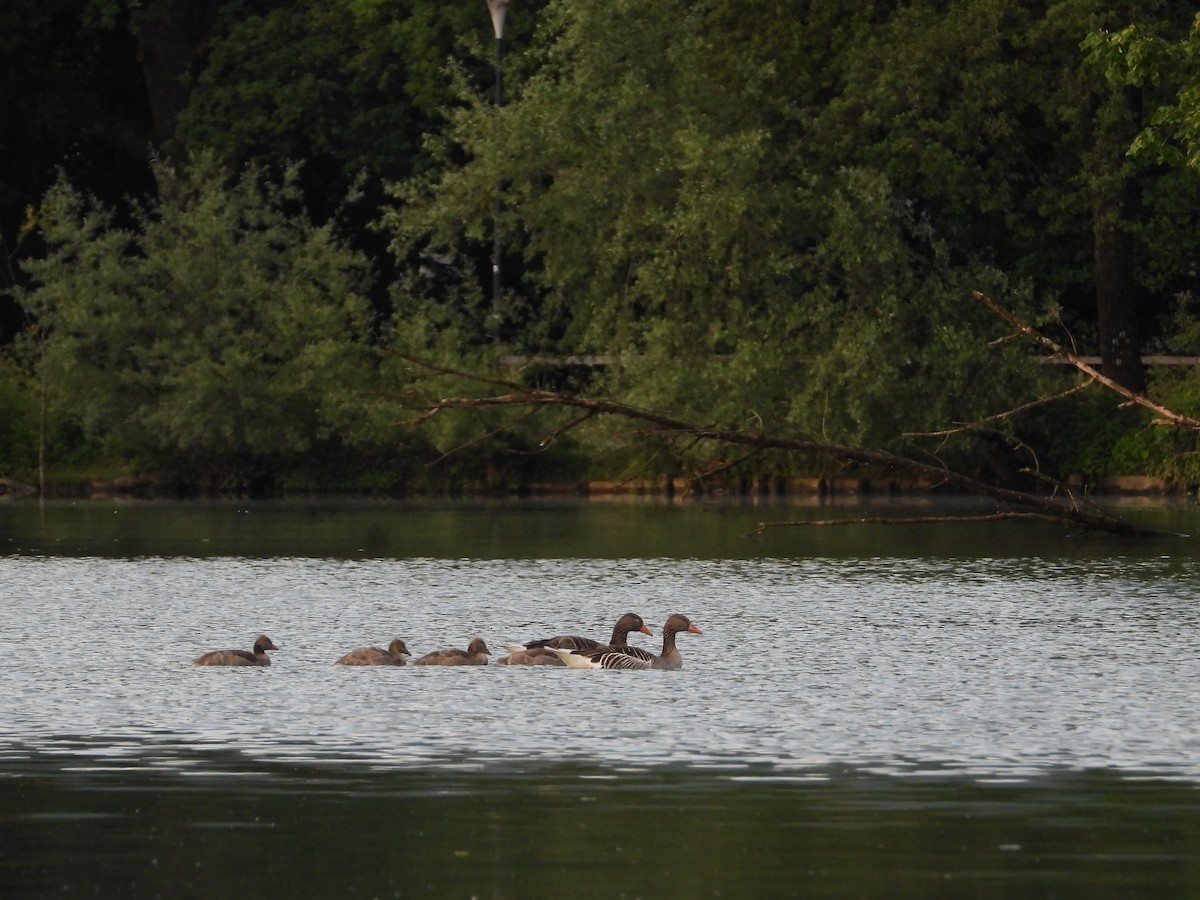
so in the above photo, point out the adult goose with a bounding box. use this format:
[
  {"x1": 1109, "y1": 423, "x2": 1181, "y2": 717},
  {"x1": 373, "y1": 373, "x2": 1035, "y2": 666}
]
[
  {"x1": 547, "y1": 614, "x2": 702, "y2": 671},
  {"x1": 192, "y1": 634, "x2": 278, "y2": 667},
  {"x1": 497, "y1": 612, "x2": 653, "y2": 666},
  {"x1": 414, "y1": 637, "x2": 491, "y2": 666},
  {"x1": 335, "y1": 638, "x2": 411, "y2": 666}
]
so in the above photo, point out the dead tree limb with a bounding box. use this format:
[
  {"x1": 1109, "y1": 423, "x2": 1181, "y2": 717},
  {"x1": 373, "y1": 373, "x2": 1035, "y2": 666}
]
[
  {"x1": 387, "y1": 352, "x2": 1179, "y2": 538},
  {"x1": 690, "y1": 447, "x2": 765, "y2": 488},
  {"x1": 904, "y1": 381, "x2": 1094, "y2": 442},
  {"x1": 746, "y1": 511, "x2": 1106, "y2": 536},
  {"x1": 972, "y1": 290, "x2": 1200, "y2": 429}
]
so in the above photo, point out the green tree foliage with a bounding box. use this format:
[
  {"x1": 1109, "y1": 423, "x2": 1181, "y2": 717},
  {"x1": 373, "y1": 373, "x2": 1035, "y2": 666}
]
[
  {"x1": 10, "y1": 0, "x2": 1200, "y2": 490},
  {"x1": 0, "y1": 357, "x2": 39, "y2": 476},
  {"x1": 810, "y1": 0, "x2": 1200, "y2": 394},
  {"x1": 14, "y1": 155, "x2": 389, "y2": 491},
  {"x1": 177, "y1": 1, "x2": 412, "y2": 183},
  {"x1": 1078, "y1": 11, "x2": 1200, "y2": 481},
  {"x1": 1084, "y1": 12, "x2": 1200, "y2": 171},
  {"x1": 174, "y1": 0, "x2": 544, "y2": 208},
  {"x1": 172, "y1": 0, "x2": 546, "y2": 330},
  {"x1": 387, "y1": 0, "x2": 1045, "y2": 479}
]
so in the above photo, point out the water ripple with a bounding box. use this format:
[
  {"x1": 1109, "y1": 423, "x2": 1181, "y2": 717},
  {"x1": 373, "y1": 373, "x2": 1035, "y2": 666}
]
[{"x1": 1, "y1": 555, "x2": 1197, "y2": 781}]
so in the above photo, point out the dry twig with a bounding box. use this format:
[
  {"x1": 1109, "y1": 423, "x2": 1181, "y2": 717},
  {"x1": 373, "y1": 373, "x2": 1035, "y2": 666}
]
[
  {"x1": 971, "y1": 290, "x2": 1200, "y2": 429},
  {"x1": 746, "y1": 511, "x2": 1098, "y2": 537}
]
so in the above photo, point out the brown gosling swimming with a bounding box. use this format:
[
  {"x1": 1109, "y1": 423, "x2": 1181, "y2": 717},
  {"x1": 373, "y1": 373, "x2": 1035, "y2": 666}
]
[
  {"x1": 192, "y1": 634, "x2": 278, "y2": 667},
  {"x1": 413, "y1": 637, "x2": 491, "y2": 666},
  {"x1": 335, "y1": 638, "x2": 411, "y2": 666}
]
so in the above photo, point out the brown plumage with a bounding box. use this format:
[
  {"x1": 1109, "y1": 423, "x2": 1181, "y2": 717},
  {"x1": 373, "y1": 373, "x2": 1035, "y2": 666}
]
[
  {"x1": 192, "y1": 634, "x2": 278, "y2": 667},
  {"x1": 414, "y1": 637, "x2": 491, "y2": 666},
  {"x1": 335, "y1": 638, "x2": 411, "y2": 666},
  {"x1": 550, "y1": 614, "x2": 702, "y2": 670},
  {"x1": 497, "y1": 613, "x2": 652, "y2": 666}
]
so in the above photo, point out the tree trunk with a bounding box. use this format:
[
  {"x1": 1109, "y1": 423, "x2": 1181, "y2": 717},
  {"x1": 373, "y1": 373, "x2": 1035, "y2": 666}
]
[
  {"x1": 1093, "y1": 202, "x2": 1144, "y2": 393},
  {"x1": 1091, "y1": 86, "x2": 1145, "y2": 394},
  {"x1": 134, "y1": 0, "x2": 221, "y2": 149}
]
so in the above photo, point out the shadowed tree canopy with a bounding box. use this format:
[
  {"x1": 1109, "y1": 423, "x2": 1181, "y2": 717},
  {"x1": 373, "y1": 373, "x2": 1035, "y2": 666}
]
[{"x1": 5, "y1": 0, "x2": 1200, "y2": 497}]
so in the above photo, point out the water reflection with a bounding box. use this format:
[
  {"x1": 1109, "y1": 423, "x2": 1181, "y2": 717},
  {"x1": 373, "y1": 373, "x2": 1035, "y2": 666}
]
[
  {"x1": 3, "y1": 752, "x2": 1199, "y2": 899},
  {"x1": 1, "y1": 550, "x2": 1198, "y2": 780},
  {"x1": 2, "y1": 495, "x2": 1198, "y2": 561}
]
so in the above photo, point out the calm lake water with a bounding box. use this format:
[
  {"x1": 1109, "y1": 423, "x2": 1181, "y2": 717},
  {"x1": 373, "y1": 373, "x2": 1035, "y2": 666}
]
[{"x1": 2, "y1": 497, "x2": 1199, "y2": 898}]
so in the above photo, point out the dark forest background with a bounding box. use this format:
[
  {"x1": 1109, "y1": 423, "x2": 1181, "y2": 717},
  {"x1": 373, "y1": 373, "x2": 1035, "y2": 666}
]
[{"x1": 3, "y1": 0, "x2": 1200, "y2": 497}]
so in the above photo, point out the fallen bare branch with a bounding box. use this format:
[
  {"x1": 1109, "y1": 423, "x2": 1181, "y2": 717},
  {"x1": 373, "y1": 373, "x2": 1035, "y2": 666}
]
[
  {"x1": 745, "y1": 511, "x2": 1103, "y2": 537},
  {"x1": 387, "y1": 351, "x2": 1179, "y2": 537},
  {"x1": 393, "y1": 406, "x2": 442, "y2": 428},
  {"x1": 427, "y1": 406, "x2": 541, "y2": 466},
  {"x1": 685, "y1": 447, "x2": 765, "y2": 491},
  {"x1": 905, "y1": 381, "x2": 1094, "y2": 440},
  {"x1": 537, "y1": 410, "x2": 596, "y2": 449},
  {"x1": 972, "y1": 290, "x2": 1200, "y2": 430}
]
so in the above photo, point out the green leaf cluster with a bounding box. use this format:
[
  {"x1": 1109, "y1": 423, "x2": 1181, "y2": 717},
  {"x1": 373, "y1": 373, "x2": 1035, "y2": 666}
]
[
  {"x1": 1084, "y1": 13, "x2": 1200, "y2": 171},
  {"x1": 387, "y1": 0, "x2": 1055, "y2": 478},
  {"x1": 14, "y1": 154, "x2": 400, "y2": 491}
]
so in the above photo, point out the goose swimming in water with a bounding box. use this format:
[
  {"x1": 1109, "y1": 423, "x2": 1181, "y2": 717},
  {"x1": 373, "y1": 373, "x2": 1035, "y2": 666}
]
[
  {"x1": 192, "y1": 634, "x2": 278, "y2": 667},
  {"x1": 547, "y1": 614, "x2": 702, "y2": 670},
  {"x1": 497, "y1": 612, "x2": 653, "y2": 665},
  {"x1": 413, "y1": 637, "x2": 491, "y2": 666},
  {"x1": 335, "y1": 638, "x2": 411, "y2": 666}
]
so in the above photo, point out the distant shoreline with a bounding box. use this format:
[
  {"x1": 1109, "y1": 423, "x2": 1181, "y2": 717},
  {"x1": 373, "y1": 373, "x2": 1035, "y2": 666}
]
[{"x1": 1, "y1": 473, "x2": 1191, "y2": 503}]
